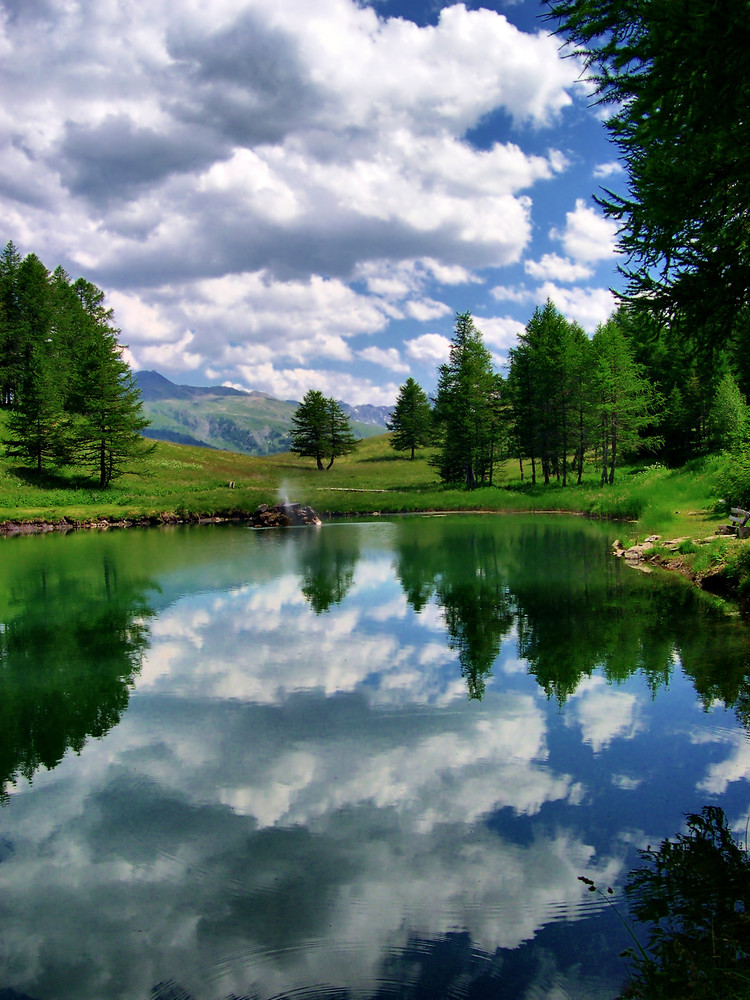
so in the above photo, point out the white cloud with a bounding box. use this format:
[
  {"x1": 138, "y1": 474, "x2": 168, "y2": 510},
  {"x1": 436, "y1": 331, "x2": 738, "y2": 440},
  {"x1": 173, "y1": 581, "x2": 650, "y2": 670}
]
[
  {"x1": 405, "y1": 298, "x2": 452, "y2": 322},
  {"x1": 405, "y1": 333, "x2": 452, "y2": 364},
  {"x1": 593, "y1": 161, "x2": 625, "y2": 180},
  {"x1": 537, "y1": 282, "x2": 618, "y2": 332},
  {"x1": 231, "y1": 362, "x2": 400, "y2": 405},
  {"x1": 490, "y1": 283, "x2": 534, "y2": 305},
  {"x1": 358, "y1": 345, "x2": 410, "y2": 373},
  {"x1": 0, "y1": 0, "x2": 592, "y2": 398},
  {"x1": 524, "y1": 253, "x2": 594, "y2": 283},
  {"x1": 551, "y1": 198, "x2": 619, "y2": 264},
  {"x1": 476, "y1": 315, "x2": 525, "y2": 353},
  {"x1": 568, "y1": 676, "x2": 644, "y2": 753}
]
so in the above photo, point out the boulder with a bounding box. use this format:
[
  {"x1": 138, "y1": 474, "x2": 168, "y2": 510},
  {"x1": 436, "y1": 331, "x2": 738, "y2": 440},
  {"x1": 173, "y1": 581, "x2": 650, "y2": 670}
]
[{"x1": 249, "y1": 502, "x2": 322, "y2": 528}]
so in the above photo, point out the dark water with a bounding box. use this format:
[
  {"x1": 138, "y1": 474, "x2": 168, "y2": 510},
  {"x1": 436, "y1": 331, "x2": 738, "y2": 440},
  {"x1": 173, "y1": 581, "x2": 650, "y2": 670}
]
[{"x1": 1, "y1": 515, "x2": 749, "y2": 1000}]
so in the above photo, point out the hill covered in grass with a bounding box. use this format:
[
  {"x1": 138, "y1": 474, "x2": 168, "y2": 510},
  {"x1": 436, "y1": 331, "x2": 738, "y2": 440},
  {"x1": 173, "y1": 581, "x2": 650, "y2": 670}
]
[{"x1": 135, "y1": 370, "x2": 391, "y2": 456}]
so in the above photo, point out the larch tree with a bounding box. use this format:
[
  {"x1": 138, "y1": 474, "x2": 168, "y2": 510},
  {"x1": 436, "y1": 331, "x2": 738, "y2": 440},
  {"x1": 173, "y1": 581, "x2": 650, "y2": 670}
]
[
  {"x1": 592, "y1": 316, "x2": 658, "y2": 485},
  {"x1": 546, "y1": 0, "x2": 750, "y2": 338},
  {"x1": 290, "y1": 390, "x2": 359, "y2": 470},
  {"x1": 432, "y1": 312, "x2": 501, "y2": 488},
  {"x1": 387, "y1": 377, "x2": 432, "y2": 459}
]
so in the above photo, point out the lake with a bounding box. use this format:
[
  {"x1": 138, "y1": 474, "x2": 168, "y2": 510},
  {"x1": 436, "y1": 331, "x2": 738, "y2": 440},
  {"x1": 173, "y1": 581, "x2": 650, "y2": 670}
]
[{"x1": 1, "y1": 514, "x2": 749, "y2": 1000}]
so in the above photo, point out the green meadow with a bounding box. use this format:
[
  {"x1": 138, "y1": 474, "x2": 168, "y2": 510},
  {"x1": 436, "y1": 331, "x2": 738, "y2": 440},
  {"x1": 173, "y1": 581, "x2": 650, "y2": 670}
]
[{"x1": 0, "y1": 411, "x2": 728, "y2": 542}]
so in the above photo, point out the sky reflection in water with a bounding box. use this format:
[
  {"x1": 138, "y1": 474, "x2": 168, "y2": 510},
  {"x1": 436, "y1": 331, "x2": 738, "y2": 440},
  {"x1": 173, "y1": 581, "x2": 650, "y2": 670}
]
[{"x1": 0, "y1": 516, "x2": 749, "y2": 1000}]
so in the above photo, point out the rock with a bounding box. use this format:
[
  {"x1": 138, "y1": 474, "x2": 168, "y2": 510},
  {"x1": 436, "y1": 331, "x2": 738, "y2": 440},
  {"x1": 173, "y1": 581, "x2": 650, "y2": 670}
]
[{"x1": 249, "y1": 503, "x2": 321, "y2": 528}]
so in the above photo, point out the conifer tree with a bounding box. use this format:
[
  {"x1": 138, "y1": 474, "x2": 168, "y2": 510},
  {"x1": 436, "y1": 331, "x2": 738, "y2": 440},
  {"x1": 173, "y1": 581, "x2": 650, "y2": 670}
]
[
  {"x1": 68, "y1": 279, "x2": 153, "y2": 487},
  {"x1": 432, "y1": 312, "x2": 501, "y2": 487},
  {"x1": 290, "y1": 390, "x2": 358, "y2": 470},
  {"x1": 592, "y1": 317, "x2": 658, "y2": 485},
  {"x1": 387, "y1": 377, "x2": 432, "y2": 459}
]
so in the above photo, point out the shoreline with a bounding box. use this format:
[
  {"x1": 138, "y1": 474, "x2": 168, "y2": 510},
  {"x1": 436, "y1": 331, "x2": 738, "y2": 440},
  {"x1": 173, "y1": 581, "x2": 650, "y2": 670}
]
[{"x1": 2, "y1": 507, "x2": 745, "y2": 613}]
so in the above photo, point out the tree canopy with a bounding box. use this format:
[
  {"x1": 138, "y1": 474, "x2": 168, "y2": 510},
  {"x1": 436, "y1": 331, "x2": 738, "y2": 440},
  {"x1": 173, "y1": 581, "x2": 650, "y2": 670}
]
[
  {"x1": 545, "y1": 0, "x2": 750, "y2": 338},
  {"x1": 432, "y1": 311, "x2": 502, "y2": 488},
  {"x1": 387, "y1": 377, "x2": 432, "y2": 460},
  {"x1": 0, "y1": 241, "x2": 152, "y2": 485},
  {"x1": 290, "y1": 390, "x2": 359, "y2": 470}
]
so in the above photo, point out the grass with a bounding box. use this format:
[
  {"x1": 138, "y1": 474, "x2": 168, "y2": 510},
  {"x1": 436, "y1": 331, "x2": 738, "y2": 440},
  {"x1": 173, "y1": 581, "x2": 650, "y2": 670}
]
[
  {"x1": 0, "y1": 420, "x2": 732, "y2": 537},
  {"x1": 4, "y1": 420, "x2": 750, "y2": 602}
]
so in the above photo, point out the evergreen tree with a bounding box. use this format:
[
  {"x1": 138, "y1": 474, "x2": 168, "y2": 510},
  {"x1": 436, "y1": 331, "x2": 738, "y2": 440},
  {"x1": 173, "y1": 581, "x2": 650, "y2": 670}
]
[
  {"x1": 69, "y1": 279, "x2": 153, "y2": 487},
  {"x1": 592, "y1": 316, "x2": 658, "y2": 485},
  {"x1": 387, "y1": 377, "x2": 432, "y2": 459},
  {"x1": 710, "y1": 372, "x2": 749, "y2": 452},
  {"x1": 546, "y1": 0, "x2": 750, "y2": 338},
  {"x1": 290, "y1": 390, "x2": 358, "y2": 470},
  {"x1": 5, "y1": 339, "x2": 70, "y2": 473},
  {"x1": 508, "y1": 301, "x2": 592, "y2": 485},
  {"x1": 432, "y1": 312, "x2": 501, "y2": 487},
  {"x1": 0, "y1": 240, "x2": 22, "y2": 407}
]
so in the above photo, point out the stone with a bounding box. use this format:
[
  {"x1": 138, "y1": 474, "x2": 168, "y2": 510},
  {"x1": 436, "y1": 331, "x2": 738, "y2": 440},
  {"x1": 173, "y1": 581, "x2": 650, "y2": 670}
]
[{"x1": 249, "y1": 503, "x2": 322, "y2": 528}]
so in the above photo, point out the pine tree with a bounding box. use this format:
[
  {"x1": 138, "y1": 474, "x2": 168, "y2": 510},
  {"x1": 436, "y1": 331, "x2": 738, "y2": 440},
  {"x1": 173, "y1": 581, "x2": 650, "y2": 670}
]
[
  {"x1": 387, "y1": 377, "x2": 432, "y2": 459},
  {"x1": 432, "y1": 312, "x2": 501, "y2": 487},
  {"x1": 69, "y1": 279, "x2": 153, "y2": 487},
  {"x1": 592, "y1": 317, "x2": 658, "y2": 485},
  {"x1": 290, "y1": 390, "x2": 359, "y2": 470}
]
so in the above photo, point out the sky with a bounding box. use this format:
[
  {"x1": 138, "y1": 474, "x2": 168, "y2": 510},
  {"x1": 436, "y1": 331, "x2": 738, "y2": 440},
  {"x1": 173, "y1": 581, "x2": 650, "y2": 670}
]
[{"x1": 1, "y1": 0, "x2": 627, "y2": 405}]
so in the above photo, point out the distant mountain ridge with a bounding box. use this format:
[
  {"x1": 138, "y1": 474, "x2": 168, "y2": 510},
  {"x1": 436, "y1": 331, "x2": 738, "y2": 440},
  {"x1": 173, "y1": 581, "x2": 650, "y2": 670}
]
[{"x1": 134, "y1": 370, "x2": 392, "y2": 457}]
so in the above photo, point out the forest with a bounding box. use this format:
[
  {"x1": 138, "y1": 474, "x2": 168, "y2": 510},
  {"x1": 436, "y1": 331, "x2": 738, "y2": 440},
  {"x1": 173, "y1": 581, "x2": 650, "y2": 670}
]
[
  {"x1": 0, "y1": 240, "x2": 152, "y2": 487},
  {"x1": 385, "y1": 301, "x2": 750, "y2": 500}
]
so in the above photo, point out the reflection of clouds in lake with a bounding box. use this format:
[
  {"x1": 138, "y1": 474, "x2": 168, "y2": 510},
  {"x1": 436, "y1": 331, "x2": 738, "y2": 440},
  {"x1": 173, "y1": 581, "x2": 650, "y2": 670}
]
[
  {"x1": 137, "y1": 583, "x2": 468, "y2": 707},
  {"x1": 611, "y1": 773, "x2": 644, "y2": 791},
  {"x1": 693, "y1": 727, "x2": 750, "y2": 795},
  {"x1": 567, "y1": 676, "x2": 644, "y2": 753},
  {"x1": 364, "y1": 593, "x2": 410, "y2": 622},
  {"x1": 0, "y1": 686, "x2": 622, "y2": 1000},
  {"x1": 214, "y1": 694, "x2": 577, "y2": 829}
]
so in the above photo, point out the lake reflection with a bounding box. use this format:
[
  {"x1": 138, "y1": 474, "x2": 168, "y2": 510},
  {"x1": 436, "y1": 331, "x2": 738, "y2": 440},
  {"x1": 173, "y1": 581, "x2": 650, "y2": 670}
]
[{"x1": 1, "y1": 516, "x2": 750, "y2": 1000}]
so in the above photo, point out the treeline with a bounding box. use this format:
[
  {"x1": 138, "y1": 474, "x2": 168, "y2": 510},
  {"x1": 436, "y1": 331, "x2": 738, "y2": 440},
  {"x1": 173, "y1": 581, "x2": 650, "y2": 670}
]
[
  {"x1": 0, "y1": 241, "x2": 151, "y2": 486},
  {"x1": 387, "y1": 302, "x2": 750, "y2": 488}
]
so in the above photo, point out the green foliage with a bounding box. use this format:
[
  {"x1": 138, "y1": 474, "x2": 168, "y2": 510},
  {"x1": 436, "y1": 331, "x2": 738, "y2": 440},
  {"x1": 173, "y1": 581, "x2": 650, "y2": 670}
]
[
  {"x1": 0, "y1": 242, "x2": 152, "y2": 485},
  {"x1": 622, "y1": 806, "x2": 750, "y2": 999},
  {"x1": 508, "y1": 300, "x2": 591, "y2": 486},
  {"x1": 715, "y1": 447, "x2": 750, "y2": 510},
  {"x1": 431, "y1": 311, "x2": 503, "y2": 488},
  {"x1": 290, "y1": 389, "x2": 359, "y2": 470},
  {"x1": 711, "y1": 372, "x2": 750, "y2": 452},
  {"x1": 592, "y1": 314, "x2": 660, "y2": 484},
  {"x1": 387, "y1": 377, "x2": 432, "y2": 460},
  {"x1": 546, "y1": 0, "x2": 750, "y2": 339}
]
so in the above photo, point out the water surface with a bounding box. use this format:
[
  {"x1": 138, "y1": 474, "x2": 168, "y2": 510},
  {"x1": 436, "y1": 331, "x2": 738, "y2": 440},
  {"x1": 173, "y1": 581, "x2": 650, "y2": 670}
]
[{"x1": 1, "y1": 515, "x2": 749, "y2": 1000}]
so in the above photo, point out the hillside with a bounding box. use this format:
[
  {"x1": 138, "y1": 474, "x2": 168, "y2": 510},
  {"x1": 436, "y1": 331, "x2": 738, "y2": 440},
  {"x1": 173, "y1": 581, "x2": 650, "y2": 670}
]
[{"x1": 135, "y1": 371, "x2": 392, "y2": 456}]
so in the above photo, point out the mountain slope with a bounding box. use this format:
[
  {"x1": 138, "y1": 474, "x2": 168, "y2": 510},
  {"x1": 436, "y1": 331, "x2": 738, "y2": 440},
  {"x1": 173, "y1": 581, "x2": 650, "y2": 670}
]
[{"x1": 135, "y1": 371, "x2": 392, "y2": 456}]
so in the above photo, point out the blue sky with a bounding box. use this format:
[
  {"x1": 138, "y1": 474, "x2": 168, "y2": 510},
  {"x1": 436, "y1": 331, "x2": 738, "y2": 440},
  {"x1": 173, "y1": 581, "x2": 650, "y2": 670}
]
[{"x1": 1, "y1": 0, "x2": 627, "y2": 404}]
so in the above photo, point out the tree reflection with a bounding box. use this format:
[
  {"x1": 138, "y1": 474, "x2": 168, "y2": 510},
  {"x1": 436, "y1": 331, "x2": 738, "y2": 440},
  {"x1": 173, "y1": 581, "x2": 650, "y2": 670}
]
[
  {"x1": 619, "y1": 806, "x2": 750, "y2": 999},
  {"x1": 298, "y1": 526, "x2": 360, "y2": 614},
  {"x1": 392, "y1": 515, "x2": 750, "y2": 720},
  {"x1": 0, "y1": 554, "x2": 155, "y2": 800},
  {"x1": 395, "y1": 518, "x2": 514, "y2": 699}
]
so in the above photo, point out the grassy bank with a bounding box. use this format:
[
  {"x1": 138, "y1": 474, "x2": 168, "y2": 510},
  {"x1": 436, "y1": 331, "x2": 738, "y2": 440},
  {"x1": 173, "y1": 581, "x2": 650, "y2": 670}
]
[
  {"x1": 3, "y1": 425, "x2": 749, "y2": 600},
  {"x1": 0, "y1": 423, "x2": 727, "y2": 534}
]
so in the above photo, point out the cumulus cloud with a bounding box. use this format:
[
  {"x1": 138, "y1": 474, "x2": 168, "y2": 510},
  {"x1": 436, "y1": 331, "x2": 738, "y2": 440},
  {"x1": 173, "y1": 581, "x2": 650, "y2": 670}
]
[
  {"x1": 358, "y1": 345, "x2": 410, "y2": 373},
  {"x1": 551, "y1": 198, "x2": 619, "y2": 264},
  {"x1": 524, "y1": 252, "x2": 594, "y2": 283},
  {"x1": 537, "y1": 282, "x2": 618, "y2": 332},
  {"x1": 405, "y1": 332, "x2": 453, "y2": 364},
  {"x1": 0, "y1": 0, "x2": 592, "y2": 399}
]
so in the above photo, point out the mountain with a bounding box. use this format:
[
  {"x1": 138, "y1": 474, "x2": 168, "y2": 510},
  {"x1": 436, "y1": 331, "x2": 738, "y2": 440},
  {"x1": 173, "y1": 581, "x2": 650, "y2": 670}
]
[{"x1": 134, "y1": 371, "x2": 392, "y2": 456}]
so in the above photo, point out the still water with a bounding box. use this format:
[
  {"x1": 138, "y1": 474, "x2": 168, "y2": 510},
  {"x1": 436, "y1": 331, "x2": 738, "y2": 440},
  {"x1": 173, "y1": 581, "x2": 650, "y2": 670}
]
[{"x1": 1, "y1": 515, "x2": 749, "y2": 999}]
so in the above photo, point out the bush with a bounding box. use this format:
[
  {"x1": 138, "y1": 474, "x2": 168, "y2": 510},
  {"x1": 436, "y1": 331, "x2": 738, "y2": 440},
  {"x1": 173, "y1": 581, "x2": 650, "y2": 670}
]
[{"x1": 714, "y1": 447, "x2": 750, "y2": 509}]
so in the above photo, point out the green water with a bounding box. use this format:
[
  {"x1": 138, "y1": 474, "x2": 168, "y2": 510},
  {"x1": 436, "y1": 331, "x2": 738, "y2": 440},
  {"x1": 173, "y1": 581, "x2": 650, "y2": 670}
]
[{"x1": 0, "y1": 516, "x2": 749, "y2": 999}]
